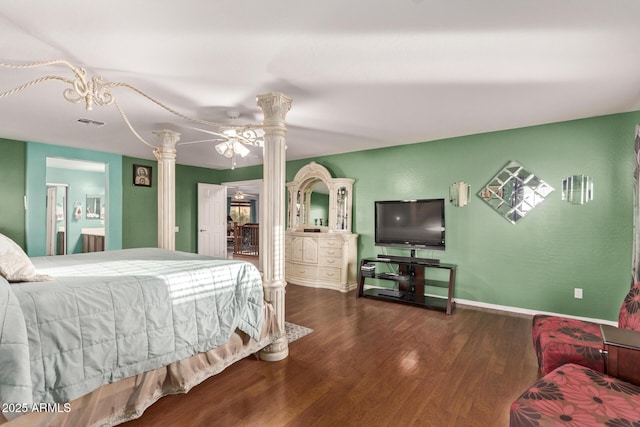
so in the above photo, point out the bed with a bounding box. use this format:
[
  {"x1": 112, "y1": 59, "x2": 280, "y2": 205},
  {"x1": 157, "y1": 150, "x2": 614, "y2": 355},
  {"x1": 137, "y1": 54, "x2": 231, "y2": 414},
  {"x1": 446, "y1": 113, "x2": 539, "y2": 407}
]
[{"x1": 0, "y1": 241, "x2": 280, "y2": 426}]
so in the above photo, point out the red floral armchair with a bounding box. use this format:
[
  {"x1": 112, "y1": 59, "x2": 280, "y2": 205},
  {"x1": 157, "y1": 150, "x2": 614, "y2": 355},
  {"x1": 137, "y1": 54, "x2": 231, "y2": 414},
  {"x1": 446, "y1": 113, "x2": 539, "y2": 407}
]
[
  {"x1": 510, "y1": 363, "x2": 640, "y2": 426},
  {"x1": 532, "y1": 282, "x2": 640, "y2": 375}
]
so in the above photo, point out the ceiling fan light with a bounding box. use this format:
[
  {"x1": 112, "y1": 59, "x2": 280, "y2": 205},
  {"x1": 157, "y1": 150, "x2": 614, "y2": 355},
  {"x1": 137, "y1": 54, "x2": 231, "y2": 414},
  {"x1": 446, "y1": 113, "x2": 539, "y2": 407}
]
[
  {"x1": 215, "y1": 141, "x2": 234, "y2": 157},
  {"x1": 233, "y1": 141, "x2": 250, "y2": 157}
]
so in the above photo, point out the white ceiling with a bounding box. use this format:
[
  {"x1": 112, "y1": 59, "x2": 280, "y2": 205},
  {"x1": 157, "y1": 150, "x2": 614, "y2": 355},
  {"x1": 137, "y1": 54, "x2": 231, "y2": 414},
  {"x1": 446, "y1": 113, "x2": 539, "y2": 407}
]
[{"x1": 2, "y1": 1, "x2": 640, "y2": 170}]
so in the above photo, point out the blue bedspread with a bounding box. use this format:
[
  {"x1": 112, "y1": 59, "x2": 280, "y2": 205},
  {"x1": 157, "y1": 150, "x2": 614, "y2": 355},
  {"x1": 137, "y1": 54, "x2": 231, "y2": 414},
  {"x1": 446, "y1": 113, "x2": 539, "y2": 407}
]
[{"x1": 0, "y1": 248, "x2": 264, "y2": 406}]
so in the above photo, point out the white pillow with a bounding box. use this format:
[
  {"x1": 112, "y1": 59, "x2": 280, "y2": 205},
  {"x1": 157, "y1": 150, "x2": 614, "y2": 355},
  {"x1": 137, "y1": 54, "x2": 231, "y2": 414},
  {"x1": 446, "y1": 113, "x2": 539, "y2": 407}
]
[{"x1": 0, "y1": 233, "x2": 51, "y2": 282}]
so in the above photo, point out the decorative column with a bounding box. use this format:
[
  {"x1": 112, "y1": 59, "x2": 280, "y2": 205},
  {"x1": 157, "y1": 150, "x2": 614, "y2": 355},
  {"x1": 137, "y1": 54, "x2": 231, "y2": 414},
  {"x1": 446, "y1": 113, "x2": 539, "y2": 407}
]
[
  {"x1": 153, "y1": 129, "x2": 180, "y2": 250},
  {"x1": 257, "y1": 92, "x2": 292, "y2": 361}
]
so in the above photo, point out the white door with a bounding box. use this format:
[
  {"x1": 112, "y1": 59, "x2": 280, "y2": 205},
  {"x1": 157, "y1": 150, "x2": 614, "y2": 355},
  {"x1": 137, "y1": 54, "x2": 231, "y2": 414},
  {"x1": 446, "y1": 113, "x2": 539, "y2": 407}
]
[{"x1": 197, "y1": 183, "x2": 227, "y2": 257}]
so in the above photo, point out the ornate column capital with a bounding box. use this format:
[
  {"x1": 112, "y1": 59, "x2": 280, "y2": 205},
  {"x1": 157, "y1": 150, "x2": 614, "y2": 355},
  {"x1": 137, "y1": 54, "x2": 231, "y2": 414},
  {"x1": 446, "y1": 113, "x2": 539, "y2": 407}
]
[
  {"x1": 152, "y1": 129, "x2": 180, "y2": 160},
  {"x1": 257, "y1": 92, "x2": 292, "y2": 125}
]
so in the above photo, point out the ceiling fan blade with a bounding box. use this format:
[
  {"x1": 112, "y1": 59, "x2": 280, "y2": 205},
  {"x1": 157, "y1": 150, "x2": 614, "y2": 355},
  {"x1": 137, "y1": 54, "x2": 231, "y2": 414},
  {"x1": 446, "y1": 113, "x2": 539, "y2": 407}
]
[
  {"x1": 177, "y1": 138, "x2": 225, "y2": 146},
  {"x1": 183, "y1": 125, "x2": 227, "y2": 139}
]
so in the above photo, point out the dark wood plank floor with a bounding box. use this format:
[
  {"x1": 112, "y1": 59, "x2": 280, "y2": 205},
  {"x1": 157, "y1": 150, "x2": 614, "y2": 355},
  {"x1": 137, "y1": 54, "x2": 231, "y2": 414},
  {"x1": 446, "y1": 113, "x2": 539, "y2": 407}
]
[{"x1": 123, "y1": 284, "x2": 540, "y2": 426}]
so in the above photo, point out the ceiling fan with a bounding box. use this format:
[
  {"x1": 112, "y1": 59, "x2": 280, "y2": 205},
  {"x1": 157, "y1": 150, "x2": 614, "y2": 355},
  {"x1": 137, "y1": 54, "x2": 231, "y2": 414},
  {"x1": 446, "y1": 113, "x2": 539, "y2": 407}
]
[{"x1": 177, "y1": 110, "x2": 265, "y2": 169}]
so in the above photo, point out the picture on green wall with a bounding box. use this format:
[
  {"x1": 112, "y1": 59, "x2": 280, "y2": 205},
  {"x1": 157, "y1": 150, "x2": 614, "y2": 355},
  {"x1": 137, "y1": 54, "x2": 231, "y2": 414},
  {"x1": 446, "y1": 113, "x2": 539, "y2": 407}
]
[{"x1": 133, "y1": 164, "x2": 152, "y2": 187}]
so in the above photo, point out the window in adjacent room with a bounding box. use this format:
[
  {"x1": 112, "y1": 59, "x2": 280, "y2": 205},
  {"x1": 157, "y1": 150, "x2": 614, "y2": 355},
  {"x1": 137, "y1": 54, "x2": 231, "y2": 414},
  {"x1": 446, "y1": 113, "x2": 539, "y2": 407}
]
[{"x1": 229, "y1": 201, "x2": 251, "y2": 225}]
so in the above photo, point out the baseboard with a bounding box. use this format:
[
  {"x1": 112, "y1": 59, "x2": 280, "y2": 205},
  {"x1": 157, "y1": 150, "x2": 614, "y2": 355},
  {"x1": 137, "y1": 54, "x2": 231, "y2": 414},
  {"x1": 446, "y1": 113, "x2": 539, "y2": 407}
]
[{"x1": 455, "y1": 298, "x2": 618, "y2": 326}]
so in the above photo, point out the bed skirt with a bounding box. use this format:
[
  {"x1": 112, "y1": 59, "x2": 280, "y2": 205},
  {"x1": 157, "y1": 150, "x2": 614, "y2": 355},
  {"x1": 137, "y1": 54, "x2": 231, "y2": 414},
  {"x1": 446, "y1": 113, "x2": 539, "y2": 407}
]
[{"x1": 0, "y1": 303, "x2": 280, "y2": 427}]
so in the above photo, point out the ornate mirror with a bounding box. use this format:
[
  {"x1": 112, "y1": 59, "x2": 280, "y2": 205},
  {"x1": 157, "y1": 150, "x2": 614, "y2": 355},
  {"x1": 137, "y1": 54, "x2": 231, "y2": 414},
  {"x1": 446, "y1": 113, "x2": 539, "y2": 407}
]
[{"x1": 286, "y1": 162, "x2": 354, "y2": 232}]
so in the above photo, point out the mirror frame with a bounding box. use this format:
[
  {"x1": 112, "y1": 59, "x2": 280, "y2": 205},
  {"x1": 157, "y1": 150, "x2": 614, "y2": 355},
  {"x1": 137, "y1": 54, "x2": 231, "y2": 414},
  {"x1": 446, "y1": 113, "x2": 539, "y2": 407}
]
[{"x1": 286, "y1": 162, "x2": 354, "y2": 232}]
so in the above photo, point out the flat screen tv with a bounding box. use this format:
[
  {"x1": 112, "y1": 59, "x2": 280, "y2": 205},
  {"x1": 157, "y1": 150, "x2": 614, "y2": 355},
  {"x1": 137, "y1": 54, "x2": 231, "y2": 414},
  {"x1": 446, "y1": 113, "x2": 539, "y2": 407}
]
[{"x1": 374, "y1": 198, "x2": 445, "y2": 251}]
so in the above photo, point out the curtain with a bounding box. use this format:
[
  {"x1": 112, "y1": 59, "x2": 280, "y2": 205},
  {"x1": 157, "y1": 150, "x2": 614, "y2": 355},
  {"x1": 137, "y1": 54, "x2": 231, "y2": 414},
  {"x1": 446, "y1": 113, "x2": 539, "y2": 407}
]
[{"x1": 632, "y1": 125, "x2": 640, "y2": 285}]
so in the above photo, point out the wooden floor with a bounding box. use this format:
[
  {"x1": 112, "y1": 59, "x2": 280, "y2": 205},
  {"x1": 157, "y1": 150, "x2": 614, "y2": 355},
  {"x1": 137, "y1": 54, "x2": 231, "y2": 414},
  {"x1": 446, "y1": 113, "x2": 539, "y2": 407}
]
[{"x1": 123, "y1": 284, "x2": 540, "y2": 427}]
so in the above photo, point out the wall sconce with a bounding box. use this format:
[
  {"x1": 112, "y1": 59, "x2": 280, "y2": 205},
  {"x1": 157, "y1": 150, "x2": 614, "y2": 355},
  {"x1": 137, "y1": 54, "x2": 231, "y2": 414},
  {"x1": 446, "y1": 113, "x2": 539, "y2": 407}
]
[
  {"x1": 562, "y1": 175, "x2": 593, "y2": 205},
  {"x1": 450, "y1": 182, "x2": 470, "y2": 207}
]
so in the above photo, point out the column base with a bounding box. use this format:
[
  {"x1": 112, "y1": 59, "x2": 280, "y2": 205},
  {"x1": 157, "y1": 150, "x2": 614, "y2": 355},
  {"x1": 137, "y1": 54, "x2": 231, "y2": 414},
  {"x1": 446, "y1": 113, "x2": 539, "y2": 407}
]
[{"x1": 259, "y1": 336, "x2": 289, "y2": 361}]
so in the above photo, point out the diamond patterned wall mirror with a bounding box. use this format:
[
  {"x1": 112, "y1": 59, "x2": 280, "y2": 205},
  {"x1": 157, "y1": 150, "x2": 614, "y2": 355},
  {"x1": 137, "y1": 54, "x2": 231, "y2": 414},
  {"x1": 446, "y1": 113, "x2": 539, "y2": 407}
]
[{"x1": 478, "y1": 161, "x2": 554, "y2": 224}]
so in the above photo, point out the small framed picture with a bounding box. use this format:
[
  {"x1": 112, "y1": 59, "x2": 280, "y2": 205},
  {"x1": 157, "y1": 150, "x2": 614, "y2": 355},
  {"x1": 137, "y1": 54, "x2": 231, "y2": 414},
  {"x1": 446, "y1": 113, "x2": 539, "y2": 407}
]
[{"x1": 133, "y1": 164, "x2": 152, "y2": 187}]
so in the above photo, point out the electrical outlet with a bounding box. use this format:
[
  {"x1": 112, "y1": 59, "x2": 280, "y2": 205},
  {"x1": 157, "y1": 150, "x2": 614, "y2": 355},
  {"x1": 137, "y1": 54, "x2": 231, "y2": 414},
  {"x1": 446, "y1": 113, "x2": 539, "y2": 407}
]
[
  {"x1": 175, "y1": 226, "x2": 179, "y2": 233},
  {"x1": 574, "y1": 288, "x2": 583, "y2": 299}
]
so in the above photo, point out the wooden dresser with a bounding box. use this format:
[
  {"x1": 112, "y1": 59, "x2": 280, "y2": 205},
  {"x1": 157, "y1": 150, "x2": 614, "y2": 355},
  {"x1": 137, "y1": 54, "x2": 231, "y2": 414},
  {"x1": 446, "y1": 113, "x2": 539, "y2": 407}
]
[{"x1": 285, "y1": 231, "x2": 358, "y2": 293}]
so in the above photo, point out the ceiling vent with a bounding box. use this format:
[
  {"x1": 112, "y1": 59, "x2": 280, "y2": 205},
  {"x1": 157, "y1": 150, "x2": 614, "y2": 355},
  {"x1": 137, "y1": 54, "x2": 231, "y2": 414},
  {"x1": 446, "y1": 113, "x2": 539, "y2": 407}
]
[{"x1": 77, "y1": 118, "x2": 105, "y2": 127}]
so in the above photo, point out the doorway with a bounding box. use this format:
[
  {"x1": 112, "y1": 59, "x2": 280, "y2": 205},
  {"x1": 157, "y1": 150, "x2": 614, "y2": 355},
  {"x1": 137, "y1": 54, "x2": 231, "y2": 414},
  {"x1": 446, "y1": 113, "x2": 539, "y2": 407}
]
[
  {"x1": 221, "y1": 179, "x2": 262, "y2": 270},
  {"x1": 45, "y1": 157, "x2": 107, "y2": 255}
]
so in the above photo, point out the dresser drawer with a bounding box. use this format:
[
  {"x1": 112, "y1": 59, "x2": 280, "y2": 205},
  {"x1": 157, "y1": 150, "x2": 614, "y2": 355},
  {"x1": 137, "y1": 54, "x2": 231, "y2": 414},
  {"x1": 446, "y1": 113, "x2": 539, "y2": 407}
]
[
  {"x1": 319, "y1": 238, "x2": 341, "y2": 249},
  {"x1": 319, "y1": 267, "x2": 341, "y2": 282},
  {"x1": 319, "y1": 246, "x2": 342, "y2": 258},
  {"x1": 318, "y1": 253, "x2": 341, "y2": 266},
  {"x1": 286, "y1": 262, "x2": 319, "y2": 278}
]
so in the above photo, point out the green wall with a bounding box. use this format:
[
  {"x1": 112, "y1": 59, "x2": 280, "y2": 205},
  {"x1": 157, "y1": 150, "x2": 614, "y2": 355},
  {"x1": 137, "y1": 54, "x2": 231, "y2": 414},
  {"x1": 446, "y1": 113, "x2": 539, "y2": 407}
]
[
  {"x1": 179, "y1": 111, "x2": 637, "y2": 320},
  {"x1": 1, "y1": 110, "x2": 637, "y2": 320},
  {"x1": 0, "y1": 138, "x2": 26, "y2": 247},
  {"x1": 121, "y1": 156, "x2": 223, "y2": 252},
  {"x1": 176, "y1": 163, "x2": 224, "y2": 252},
  {"x1": 282, "y1": 112, "x2": 637, "y2": 321},
  {"x1": 219, "y1": 164, "x2": 263, "y2": 184},
  {"x1": 122, "y1": 157, "x2": 158, "y2": 248}
]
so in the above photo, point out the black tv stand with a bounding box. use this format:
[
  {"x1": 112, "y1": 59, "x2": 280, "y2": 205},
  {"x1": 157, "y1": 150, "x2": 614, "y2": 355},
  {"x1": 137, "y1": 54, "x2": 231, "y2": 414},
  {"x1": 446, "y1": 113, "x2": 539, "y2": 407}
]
[
  {"x1": 377, "y1": 253, "x2": 440, "y2": 266},
  {"x1": 359, "y1": 256, "x2": 456, "y2": 314}
]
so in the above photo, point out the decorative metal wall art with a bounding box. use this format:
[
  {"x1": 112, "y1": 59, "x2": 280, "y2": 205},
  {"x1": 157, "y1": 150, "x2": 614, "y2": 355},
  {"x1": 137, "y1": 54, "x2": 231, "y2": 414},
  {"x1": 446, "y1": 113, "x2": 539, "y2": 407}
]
[
  {"x1": 562, "y1": 175, "x2": 593, "y2": 205},
  {"x1": 449, "y1": 182, "x2": 470, "y2": 207},
  {"x1": 478, "y1": 161, "x2": 554, "y2": 224}
]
